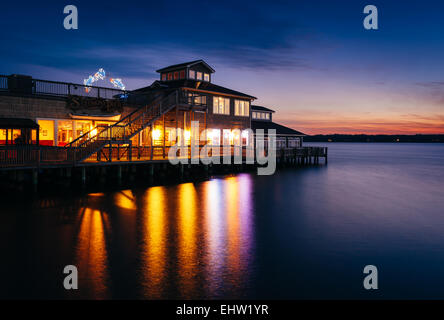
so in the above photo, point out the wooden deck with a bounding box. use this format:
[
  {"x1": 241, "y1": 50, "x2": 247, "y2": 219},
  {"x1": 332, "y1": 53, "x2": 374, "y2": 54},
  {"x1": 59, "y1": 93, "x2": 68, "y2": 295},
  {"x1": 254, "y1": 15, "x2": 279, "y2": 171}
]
[{"x1": 0, "y1": 145, "x2": 327, "y2": 170}]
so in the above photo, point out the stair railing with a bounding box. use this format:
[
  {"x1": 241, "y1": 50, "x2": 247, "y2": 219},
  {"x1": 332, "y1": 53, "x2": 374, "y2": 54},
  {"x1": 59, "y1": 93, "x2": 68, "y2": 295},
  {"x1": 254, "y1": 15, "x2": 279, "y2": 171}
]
[{"x1": 66, "y1": 89, "x2": 180, "y2": 162}]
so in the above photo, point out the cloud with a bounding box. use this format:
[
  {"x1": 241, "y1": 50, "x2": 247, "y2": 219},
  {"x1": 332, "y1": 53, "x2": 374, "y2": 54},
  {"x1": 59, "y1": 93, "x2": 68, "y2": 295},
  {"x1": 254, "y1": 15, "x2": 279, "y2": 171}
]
[
  {"x1": 414, "y1": 81, "x2": 444, "y2": 88},
  {"x1": 277, "y1": 113, "x2": 444, "y2": 135}
]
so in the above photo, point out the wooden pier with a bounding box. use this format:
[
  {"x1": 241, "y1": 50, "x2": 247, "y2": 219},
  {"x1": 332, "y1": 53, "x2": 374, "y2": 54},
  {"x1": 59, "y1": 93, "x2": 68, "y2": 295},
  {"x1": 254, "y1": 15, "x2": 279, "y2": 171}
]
[{"x1": 0, "y1": 144, "x2": 327, "y2": 189}]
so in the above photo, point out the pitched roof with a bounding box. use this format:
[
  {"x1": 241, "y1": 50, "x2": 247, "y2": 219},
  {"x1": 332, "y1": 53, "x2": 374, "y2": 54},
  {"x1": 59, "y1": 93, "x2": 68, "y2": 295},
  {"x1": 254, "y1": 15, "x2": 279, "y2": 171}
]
[
  {"x1": 252, "y1": 105, "x2": 275, "y2": 113},
  {"x1": 133, "y1": 79, "x2": 256, "y2": 99},
  {"x1": 0, "y1": 118, "x2": 38, "y2": 129},
  {"x1": 252, "y1": 120, "x2": 305, "y2": 136},
  {"x1": 156, "y1": 60, "x2": 216, "y2": 73}
]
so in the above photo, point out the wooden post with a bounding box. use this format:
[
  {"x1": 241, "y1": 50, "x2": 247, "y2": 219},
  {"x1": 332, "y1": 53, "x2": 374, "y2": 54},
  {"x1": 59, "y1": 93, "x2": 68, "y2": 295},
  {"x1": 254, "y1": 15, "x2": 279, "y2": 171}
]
[
  {"x1": 128, "y1": 141, "x2": 132, "y2": 161},
  {"x1": 54, "y1": 121, "x2": 58, "y2": 147},
  {"x1": 163, "y1": 114, "x2": 166, "y2": 159},
  {"x1": 204, "y1": 111, "x2": 207, "y2": 145},
  {"x1": 150, "y1": 125, "x2": 153, "y2": 160},
  {"x1": 175, "y1": 106, "x2": 178, "y2": 145},
  {"x1": 81, "y1": 167, "x2": 86, "y2": 185},
  {"x1": 32, "y1": 169, "x2": 38, "y2": 188},
  {"x1": 117, "y1": 165, "x2": 122, "y2": 184}
]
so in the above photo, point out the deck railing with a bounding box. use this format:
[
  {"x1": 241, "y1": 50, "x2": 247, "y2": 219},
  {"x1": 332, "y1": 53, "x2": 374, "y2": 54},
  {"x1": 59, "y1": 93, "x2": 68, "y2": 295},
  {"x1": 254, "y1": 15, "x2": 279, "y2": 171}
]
[
  {"x1": 0, "y1": 145, "x2": 327, "y2": 168},
  {"x1": 0, "y1": 146, "x2": 70, "y2": 167},
  {"x1": 0, "y1": 74, "x2": 127, "y2": 99}
]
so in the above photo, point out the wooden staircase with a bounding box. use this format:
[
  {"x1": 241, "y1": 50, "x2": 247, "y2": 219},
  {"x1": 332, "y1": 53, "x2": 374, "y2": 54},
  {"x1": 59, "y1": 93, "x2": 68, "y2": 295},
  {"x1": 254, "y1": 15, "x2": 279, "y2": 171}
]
[{"x1": 64, "y1": 90, "x2": 180, "y2": 162}]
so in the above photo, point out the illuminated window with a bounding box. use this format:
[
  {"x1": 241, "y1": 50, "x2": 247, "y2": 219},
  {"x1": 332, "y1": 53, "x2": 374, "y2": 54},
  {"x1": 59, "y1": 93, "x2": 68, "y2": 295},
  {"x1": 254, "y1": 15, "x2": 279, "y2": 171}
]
[
  {"x1": 223, "y1": 129, "x2": 230, "y2": 145},
  {"x1": 184, "y1": 129, "x2": 191, "y2": 145},
  {"x1": 188, "y1": 93, "x2": 206, "y2": 105},
  {"x1": 11, "y1": 129, "x2": 21, "y2": 144},
  {"x1": 75, "y1": 121, "x2": 92, "y2": 138},
  {"x1": 180, "y1": 70, "x2": 185, "y2": 79},
  {"x1": 196, "y1": 72, "x2": 202, "y2": 80},
  {"x1": 204, "y1": 73, "x2": 210, "y2": 81},
  {"x1": 152, "y1": 127, "x2": 162, "y2": 146},
  {"x1": 213, "y1": 96, "x2": 230, "y2": 115},
  {"x1": 252, "y1": 112, "x2": 257, "y2": 119},
  {"x1": 57, "y1": 120, "x2": 73, "y2": 146},
  {"x1": 168, "y1": 73, "x2": 173, "y2": 80},
  {"x1": 265, "y1": 113, "x2": 270, "y2": 120},
  {"x1": 242, "y1": 130, "x2": 249, "y2": 146},
  {"x1": 165, "y1": 127, "x2": 176, "y2": 146},
  {"x1": 232, "y1": 129, "x2": 241, "y2": 146},
  {"x1": 211, "y1": 129, "x2": 220, "y2": 145},
  {"x1": 38, "y1": 120, "x2": 55, "y2": 146},
  {"x1": 0, "y1": 129, "x2": 7, "y2": 145},
  {"x1": 235, "y1": 100, "x2": 249, "y2": 116},
  {"x1": 161, "y1": 74, "x2": 167, "y2": 81},
  {"x1": 189, "y1": 70, "x2": 195, "y2": 79},
  {"x1": 174, "y1": 71, "x2": 179, "y2": 80}
]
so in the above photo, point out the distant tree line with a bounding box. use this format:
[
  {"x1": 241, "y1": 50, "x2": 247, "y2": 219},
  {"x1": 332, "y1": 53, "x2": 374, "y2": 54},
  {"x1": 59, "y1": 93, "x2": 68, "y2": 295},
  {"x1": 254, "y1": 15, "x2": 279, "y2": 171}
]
[{"x1": 304, "y1": 134, "x2": 444, "y2": 143}]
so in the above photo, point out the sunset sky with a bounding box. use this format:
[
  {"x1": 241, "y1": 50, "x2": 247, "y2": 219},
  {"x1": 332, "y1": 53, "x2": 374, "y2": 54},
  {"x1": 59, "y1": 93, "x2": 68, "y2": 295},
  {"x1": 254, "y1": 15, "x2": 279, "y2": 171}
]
[{"x1": 1, "y1": 0, "x2": 444, "y2": 134}]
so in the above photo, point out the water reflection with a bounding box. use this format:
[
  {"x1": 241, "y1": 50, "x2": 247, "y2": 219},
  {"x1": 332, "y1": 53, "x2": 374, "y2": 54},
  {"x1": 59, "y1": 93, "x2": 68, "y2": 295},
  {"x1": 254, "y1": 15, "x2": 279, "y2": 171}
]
[
  {"x1": 226, "y1": 177, "x2": 242, "y2": 290},
  {"x1": 5, "y1": 144, "x2": 444, "y2": 299},
  {"x1": 75, "y1": 206, "x2": 110, "y2": 299},
  {"x1": 114, "y1": 190, "x2": 137, "y2": 211},
  {"x1": 204, "y1": 179, "x2": 225, "y2": 296},
  {"x1": 203, "y1": 175, "x2": 254, "y2": 297},
  {"x1": 177, "y1": 183, "x2": 199, "y2": 298},
  {"x1": 141, "y1": 186, "x2": 167, "y2": 298},
  {"x1": 70, "y1": 175, "x2": 254, "y2": 299},
  {"x1": 227, "y1": 175, "x2": 254, "y2": 296}
]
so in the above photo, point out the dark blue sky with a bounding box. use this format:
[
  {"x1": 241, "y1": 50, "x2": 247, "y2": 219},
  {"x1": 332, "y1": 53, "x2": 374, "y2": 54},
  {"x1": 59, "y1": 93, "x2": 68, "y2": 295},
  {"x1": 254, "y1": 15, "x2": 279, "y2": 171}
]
[{"x1": 1, "y1": 0, "x2": 444, "y2": 133}]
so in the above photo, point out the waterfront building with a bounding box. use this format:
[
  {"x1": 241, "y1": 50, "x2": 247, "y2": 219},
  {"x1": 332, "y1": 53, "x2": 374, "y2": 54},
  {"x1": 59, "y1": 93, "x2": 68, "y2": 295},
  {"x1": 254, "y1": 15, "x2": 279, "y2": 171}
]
[
  {"x1": 0, "y1": 59, "x2": 328, "y2": 172},
  {"x1": 0, "y1": 60, "x2": 304, "y2": 150},
  {"x1": 251, "y1": 105, "x2": 305, "y2": 149}
]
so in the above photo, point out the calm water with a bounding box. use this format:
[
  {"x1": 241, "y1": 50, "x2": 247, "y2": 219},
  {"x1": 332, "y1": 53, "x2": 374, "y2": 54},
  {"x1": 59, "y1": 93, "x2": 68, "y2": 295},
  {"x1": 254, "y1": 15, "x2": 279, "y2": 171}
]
[{"x1": 1, "y1": 143, "x2": 444, "y2": 299}]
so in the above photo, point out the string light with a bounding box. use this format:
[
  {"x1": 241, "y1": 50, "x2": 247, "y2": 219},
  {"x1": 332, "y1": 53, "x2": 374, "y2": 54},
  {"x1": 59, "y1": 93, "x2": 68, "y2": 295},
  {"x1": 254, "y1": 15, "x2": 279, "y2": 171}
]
[{"x1": 83, "y1": 68, "x2": 126, "y2": 92}]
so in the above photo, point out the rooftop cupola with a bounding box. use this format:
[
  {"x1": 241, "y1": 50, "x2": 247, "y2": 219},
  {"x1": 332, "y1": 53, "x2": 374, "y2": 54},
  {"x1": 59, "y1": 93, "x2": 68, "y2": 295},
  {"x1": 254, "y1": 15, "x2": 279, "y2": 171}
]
[{"x1": 156, "y1": 59, "x2": 215, "y2": 82}]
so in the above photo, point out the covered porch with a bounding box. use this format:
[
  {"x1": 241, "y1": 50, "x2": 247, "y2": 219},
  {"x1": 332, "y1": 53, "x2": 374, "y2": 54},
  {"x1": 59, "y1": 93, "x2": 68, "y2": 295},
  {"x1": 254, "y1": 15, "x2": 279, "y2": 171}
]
[{"x1": 0, "y1": 118, "x2": 39, "y2": 145}]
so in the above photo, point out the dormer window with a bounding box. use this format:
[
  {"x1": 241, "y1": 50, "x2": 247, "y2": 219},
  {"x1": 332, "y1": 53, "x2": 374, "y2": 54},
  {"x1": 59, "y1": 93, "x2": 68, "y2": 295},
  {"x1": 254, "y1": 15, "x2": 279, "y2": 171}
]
[
  {"x1": 180, "y1": 70, "x2": 185, "y2": 79},
  {"x1": 189, "y1": 70, "x2": 195, "y2": 79},
  {"x1": 161, "y1": 74, "x2": 167, "y2": 81},
  {"x1": 196, "y1": 72, "x2": 202, "y2": 80},
  {"x1": 204, "y1": 73, "x2": 210, "y2": 82},
  {"x1": 168, "y1": 73, "x2": 173, "y2": 81},
  {"x1": 174, "y1": 71, "x2": 179, "y2": 80}
]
